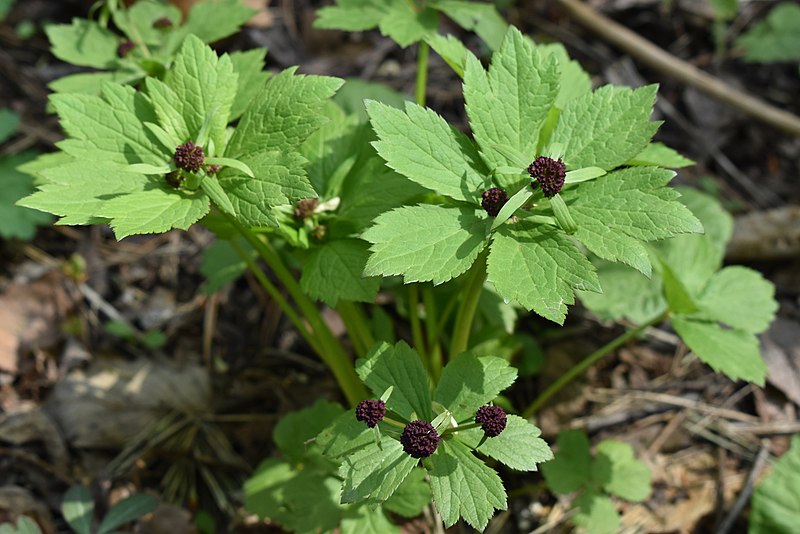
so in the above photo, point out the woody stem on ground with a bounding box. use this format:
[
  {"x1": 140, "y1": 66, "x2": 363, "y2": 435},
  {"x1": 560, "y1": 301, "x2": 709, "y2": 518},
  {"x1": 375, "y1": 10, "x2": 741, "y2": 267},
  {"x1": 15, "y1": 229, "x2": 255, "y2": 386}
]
[
  {"x1": 225, "y1": 214, "x2": 367, "y2": 406},
  {"x1": 449, "y1": 250, "x2": 489, "y2": 359},
  {"x1": 522, "y1": 313, "x2": 666, "y2": 418},
  {"x1": 416, "y1": 41, "x2": 429, "y2": 107}
]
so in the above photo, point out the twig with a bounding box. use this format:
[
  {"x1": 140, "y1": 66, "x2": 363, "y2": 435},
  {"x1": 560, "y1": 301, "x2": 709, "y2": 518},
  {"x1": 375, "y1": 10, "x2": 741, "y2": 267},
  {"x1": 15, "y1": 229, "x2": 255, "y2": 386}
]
[
  {"x1": 556, "y1": 0, "x2": 800, "y2": 137},
  {"x1": 716, "y1": 442, "x2": 770, "y2": 534}
]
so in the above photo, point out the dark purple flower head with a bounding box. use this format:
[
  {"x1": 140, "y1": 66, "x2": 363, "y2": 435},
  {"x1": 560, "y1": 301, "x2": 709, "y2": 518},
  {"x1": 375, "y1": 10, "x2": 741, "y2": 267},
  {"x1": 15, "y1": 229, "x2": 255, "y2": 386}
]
[
  {"x1": 152, "y1": 17, "x2": 173, "y2": 29},
  {"x1": 293, "y1": 198, "x2": 318, "y2": 220},
  {"x1": 481, "y1": 187, "x2": 508, "y2": 217},
  {"x1": 400, "y1": 420, "x2": 439, "y2": 458},
  {"x1": 528, "y1": 156, "x2": 566, "y2": 198},
  {"x1": 173, "y1": 141, "x2": 205, "y2": 173},
  {"x1": 475, "y1": 405, "x2": 507, "y2": 437},
  {"x1": 355, "y1": 399, "x2": 386, "y2": 428},
  {"x1": 206, "y1": 164, "x2": 222, "y2": 175},
  {"x1": 117, "y1": 40, "x2": 136, "y2": 58}
]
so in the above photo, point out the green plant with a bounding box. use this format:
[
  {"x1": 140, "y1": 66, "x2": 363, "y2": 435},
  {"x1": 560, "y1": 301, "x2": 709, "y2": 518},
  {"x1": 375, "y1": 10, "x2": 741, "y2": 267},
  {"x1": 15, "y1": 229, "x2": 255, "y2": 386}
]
[
  {"x1": 0, "y1": 109, "x2": 52, "y2": 240},
  {"x1": 45, "y1": 0, "x2": 257, "y2": 96},
  {"x1": 0, "y1": 517, "x2": 43, "y2": 534},
  {"x1": 16, "y1": 3, "x2": 780, "y2": 530},
  {"x1": 541, "y1": 430, "x2": 651, "y2": 534},
  {"x1": 750, "y1": 435, "x2": 800, "y2": 534},
  {"x1": 61, "y1": 485, "x2": 158, "y2": 534},
  {"x1": 736, "y1": 2, "x2": 800, "y2": 63}
]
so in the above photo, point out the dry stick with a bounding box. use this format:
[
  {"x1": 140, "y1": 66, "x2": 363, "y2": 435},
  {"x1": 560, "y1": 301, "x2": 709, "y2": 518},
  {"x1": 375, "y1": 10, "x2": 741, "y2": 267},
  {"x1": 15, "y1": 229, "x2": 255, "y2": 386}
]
[
  {"x1": 557, "y1": 0, "x2": 800, "y2": 137},
  {"x1": 716, "y1": 442, "x2": 770, "y2": 534}
]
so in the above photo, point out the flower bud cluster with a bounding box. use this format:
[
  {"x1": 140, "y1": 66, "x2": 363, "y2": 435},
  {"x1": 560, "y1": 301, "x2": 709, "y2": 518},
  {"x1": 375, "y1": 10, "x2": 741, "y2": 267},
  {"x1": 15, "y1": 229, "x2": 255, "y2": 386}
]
[
  {"x1": 475, "y1": 405, "x2": 507, "y2": 437},
  {"x1": 528, "y1": 156, "x2": 566, "y2": 198},
  {"x1": 355, "y1": 399, "x2": 386, "y2": 428},
  {"x1": 481, "y1": 187, "x2": 509, "y2": 217},
  {"x1": 173, "y1": 142, "x2": 205, "y2": 173}
]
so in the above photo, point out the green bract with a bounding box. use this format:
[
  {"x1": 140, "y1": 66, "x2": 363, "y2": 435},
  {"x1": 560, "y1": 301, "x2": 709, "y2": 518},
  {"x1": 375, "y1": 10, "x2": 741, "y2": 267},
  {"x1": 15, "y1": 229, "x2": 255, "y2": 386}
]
[
  {"x1": 318, "y1": 341, "x2": 552, "y2": 531},
  {"x1": 46, "y1": 0, "x2": 258, "y2": 97},
  {"x1": 363, "y1": 26, "x2": 702, "y2": 323},
  {"x1": 19, "y1": 36, "x2": 341, "y2": 239}
]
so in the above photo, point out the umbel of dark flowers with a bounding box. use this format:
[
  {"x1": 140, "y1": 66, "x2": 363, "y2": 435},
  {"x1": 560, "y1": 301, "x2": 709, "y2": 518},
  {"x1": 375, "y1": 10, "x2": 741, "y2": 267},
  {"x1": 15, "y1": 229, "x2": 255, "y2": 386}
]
[
  {"x1": 475, "y1": 405, "x2": 507, "y2": 438},
  {"x1": 355, "y1": 399, "x2": 386, "y2": 428},
  {"x1": 400, "y1": 420, "x2": 439, "y2": 458},
  {"x1": 528, "y1": 156, "x2": 566, "y2": 198},
  {"x1": 173, "y1": 141, "x2": 205, "y2": 173},
  {"x1": 481, "y1": 187, "x2": 509, "y2": 217}
]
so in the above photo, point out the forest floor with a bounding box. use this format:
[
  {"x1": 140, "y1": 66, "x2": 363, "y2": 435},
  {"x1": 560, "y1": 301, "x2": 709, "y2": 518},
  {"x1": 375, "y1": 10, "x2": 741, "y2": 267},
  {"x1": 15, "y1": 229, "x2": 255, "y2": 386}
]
[{"x1": 1, "y1": 0, "x2": 799, "y2": 532}]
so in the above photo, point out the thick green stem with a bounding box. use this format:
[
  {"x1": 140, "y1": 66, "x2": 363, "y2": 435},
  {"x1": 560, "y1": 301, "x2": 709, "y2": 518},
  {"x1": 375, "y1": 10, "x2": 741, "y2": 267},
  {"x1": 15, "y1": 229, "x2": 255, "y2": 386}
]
[
  {"x1": 415, "y1": 41, "x2": 430, "y2": 107},
  {"x1": 409, "y1": 283, "x2": 429, "y2": 367},
  {"x1": 449, "y1": 251, "x2": 488, "y2": 358},
  {"x1": 337, "y1": 300, "x2": 375, "y2": 358},
  {"x1": 522, "y1": 314, "x2": 665, "y2": 418},
  {"x1": 228, "y1": 240, "x2": 322, "y2": 354},
  {"x1": 227, "y1": 215, "x2": 366, "y2": 405},
  {"x1": 423, "y1": 286, "x2": 442, "y2": 381}
]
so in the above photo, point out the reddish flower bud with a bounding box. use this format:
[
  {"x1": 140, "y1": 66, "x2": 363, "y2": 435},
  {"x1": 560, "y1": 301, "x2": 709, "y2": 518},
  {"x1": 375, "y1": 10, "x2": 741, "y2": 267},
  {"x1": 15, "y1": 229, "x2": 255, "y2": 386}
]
[{"x1": 528, "y1": 156, "x2": 566, "y2": 198}]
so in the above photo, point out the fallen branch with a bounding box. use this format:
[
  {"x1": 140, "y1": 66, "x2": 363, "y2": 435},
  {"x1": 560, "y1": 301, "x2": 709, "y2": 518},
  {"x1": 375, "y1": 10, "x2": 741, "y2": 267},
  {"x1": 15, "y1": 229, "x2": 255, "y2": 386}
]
[{"x1": 557, "y1": 0, "x2": 800, "y2": 137}]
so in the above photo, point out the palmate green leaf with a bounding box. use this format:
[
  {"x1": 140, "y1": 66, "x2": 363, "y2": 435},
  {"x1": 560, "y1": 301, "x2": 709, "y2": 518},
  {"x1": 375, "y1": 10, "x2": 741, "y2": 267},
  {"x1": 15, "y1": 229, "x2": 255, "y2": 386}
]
[
  {"x1": 658, "y1": 187, "x2": 733, "y2": 294},
  {"x1": 463, "y1": 27, "x2": 559, "y2": 169},
  {"x1": 540, "y1": 430, "x2": 592, "y2": 495},
  {"x1": 696, "y1": 266, "x2": 777, "y2": 333},
  {"x1": 227, "y1": 68, "x2": 343, "y2": 157},
  {"x1": 338, "y1": 436, "x2": 418, "y2": 505},
  {"x1": 426, "y1": 33, "x2": 469, "y2": 78},
  {"x1": 487, "y1": 222, "x2": 600, "y2": 324},
  {"x1": 591, "y1": 440, "x2": 651, "y2": 502},
  {"x1": 535, "y1": 41, "x2": 592, "y2": 108},
  {"x1": 218, "y1": 150, "x2": 315, "y2": 228},
  {"x1": 175, "y1": 0, "x2": 256, "y2": 47},
  {"x1": 274, "y1": 399, "x2": 345, "y2": 464},
  {"x1": 112, "y1": 0, "x2": 181, "y2": 46},
  {"x1": 301, "y1": 238, "x2": 380, "y2": 306},
  {"x1": 19, "y1": 159, "x2": 148, "y2": 226},
  {"x1": 144, "y1": 77, "x2": 189, "y2": 144},
  {"x1": 433, "y1": 354, "x2": 517, "y2": 421},
  {"x1": 45, "y1": 19, "x2": 120, "y2": 69},
  {"x1": 366, "y1": 100, "x2": 488, "y2": 203},
  {"x1": 428, "y1": 439, "x2": 507, "y2": 530},
  {"x1": 229, "y1": 49, "x2": 270, "y2": 120},
  {"x1": 337, "y1": 157, "x2": 426, "y2": 233},
  {"x1": 578, "y1": 260, "x2": 666, "y2": 324},
  {"x1": 0, "y1": 153, "x2": 52, "y2": 240},
  {"x1": 626, "y1": 142, "x2": 694, "y2": 168},
  {"x1": 300, "y1": 101, "x2": 361, "y2": 197},
  {"x1": 314, "y1": 0, "x2": 386, "y2": 32},
  {"x1": 457, "y1": 415, "x2": 552, "y2": 471},
  {"x1": 550, "y1": 84, "x2": 660, "y2": 170},
  {"x1": 164, "y1": 35, "x2": 237, "y2": 150},
  {"x1": 340, "y1": 505, "x2": 399, "y2": 534},
  {"x1": 382, "y1": 467, "x2": 431, "y2": 517},
  {"x1": 568, "y1": 167, "x2": 702, "y2": 276},
  {"x1": 95, "y1": 184, "x2": 209, "y2": 239},
  {"x1": 48, "y1": 69, "x2": 144, "y2": 96},
  {"x1": 672, "y1": 317, "x2": 767, "y2": 385},
  {"x1": 362, "y1": 205, "x2": 489, "y2": 285},
  {"x1": 317, "y1": 410, "x2": 373, "y2": 460},
  {"x1": 435, "y1": 0, "x2": 508, "y2": 51},
  {"x1": 356, "y1": 341, "x2": 432, "y2": 420},
  {"x1": 378, "y1": 2, "x2": 438, "y2": 48},
  {"x1": 750, "y1": 435, "x2": 800, "y2": 534},
  {"x1": 573, "y1": 491, "x2": 620, "y2": 534},
  {"x1": 50, "y1": 83, "x2": 167, "y2": 166}
]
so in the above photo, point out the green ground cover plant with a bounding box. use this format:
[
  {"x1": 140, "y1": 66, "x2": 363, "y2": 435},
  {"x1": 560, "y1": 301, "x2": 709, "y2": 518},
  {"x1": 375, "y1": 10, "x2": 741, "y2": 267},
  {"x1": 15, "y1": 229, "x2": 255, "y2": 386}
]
[{"x1": 4, "y1": 0, "x2": 786, "y2": 531}]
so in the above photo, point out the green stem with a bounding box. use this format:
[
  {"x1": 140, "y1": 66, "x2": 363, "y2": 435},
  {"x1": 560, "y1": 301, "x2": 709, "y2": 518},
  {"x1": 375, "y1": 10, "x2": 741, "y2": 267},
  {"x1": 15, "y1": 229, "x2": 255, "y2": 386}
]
[
  {"x1": 449, "y1": 251, "x2": 488, "y2": 358},
  {"x1": 415, "y1": 41, "x2": 430, "y2": 107},
  {"x1": 409, "y1": 283, "x2": 429, "y2": 366},
  {"x1": 337, "y1": 300, "x2": 375, "y2": 358},
  {"x1": 227, "y1": 215, "x2": 366, "y2": 406},
  {"x1": 522, "y1": 314, "x2": 665, "y2": 418},
  {"x1": 423, "y1": 286, "x2": 442, "y2": 381}
]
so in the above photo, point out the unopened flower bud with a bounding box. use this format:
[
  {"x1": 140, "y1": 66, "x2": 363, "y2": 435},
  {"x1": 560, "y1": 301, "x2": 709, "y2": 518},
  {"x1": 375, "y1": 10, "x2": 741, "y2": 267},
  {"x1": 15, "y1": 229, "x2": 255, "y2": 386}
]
[
  {"x1": 475, "y1": 405, "x2": 507, "y2": 437},
  {"x1": 481, "y1": 187, "x2": 508, "y2": 217},
  {"x1": 400, "y1": 420, "x2": 439, "y2": 458},
  {"x1": 173, "y1": 141, "x2": 204, "y2": 173},
  {"x1": 355, "y1": 399, "x2": 386, "y2": 428},
  {"x1": 528, "y1": 156, "x2": 566, "y2": 198}
]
